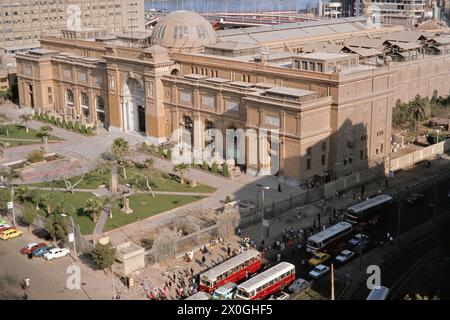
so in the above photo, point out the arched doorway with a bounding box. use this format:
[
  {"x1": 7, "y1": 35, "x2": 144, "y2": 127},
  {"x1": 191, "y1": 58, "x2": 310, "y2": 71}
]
[{"x1": 122, "y1": 77, "x2": 146, "y2": 134}]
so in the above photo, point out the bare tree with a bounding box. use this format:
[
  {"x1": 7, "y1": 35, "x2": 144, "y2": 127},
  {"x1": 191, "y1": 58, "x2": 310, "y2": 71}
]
[{"x1": 62, "y1": 172, "x2": 86, "y2": 194}]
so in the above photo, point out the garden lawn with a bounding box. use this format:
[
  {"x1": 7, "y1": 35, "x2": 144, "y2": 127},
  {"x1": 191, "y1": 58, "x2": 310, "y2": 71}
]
[
  {"x1": 0, "y1": 124, "x2": 62, "y2": 147},
  {"x1": 105, "y1": 194, "x2": 205, "y2": 232},
  {"x1": 32, "y1": 167, "x2": 217, "y2": 193},
  {"x1": 18, "y1": 191, "x2": 96, "y2": 235}
]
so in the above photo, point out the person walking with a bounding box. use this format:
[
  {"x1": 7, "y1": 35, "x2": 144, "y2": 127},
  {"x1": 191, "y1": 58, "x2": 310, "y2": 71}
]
[
  {"x1": 276, "y1": 252, "x2": 281, "y2": 262},
  {"x1": 190, "y1": 267, "x2": 194, "y2": 277},
  {"x1": 278, "y1": 183, "x2": 282, "y2": 192},
  {"x1": 227, "y1": 245, "x2": 231, "y2": 257},
  {"x1": 201, "y1": 255, "x2": 206, "y2": 266}
]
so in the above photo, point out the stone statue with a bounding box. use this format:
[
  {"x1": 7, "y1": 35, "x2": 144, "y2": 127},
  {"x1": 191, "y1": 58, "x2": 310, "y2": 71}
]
[{"x1": 121, "y1": 197, "x2": 133, "y2": 214}]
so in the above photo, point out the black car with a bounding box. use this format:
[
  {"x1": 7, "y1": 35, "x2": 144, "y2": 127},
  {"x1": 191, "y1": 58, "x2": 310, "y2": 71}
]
[
  {"x1": 353, "y1": 239, "x2": 372, "y2": 254},
  {"x1": 406, "y1": 193, "x2": 424, "y2": 204}
]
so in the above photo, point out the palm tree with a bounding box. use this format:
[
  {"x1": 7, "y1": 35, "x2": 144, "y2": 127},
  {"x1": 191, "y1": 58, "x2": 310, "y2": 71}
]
[
  {"x1": 173, "y1": 163, "x2": 189, "y2": 185},
  {"x1": 85, "y1": 197, "x2": 104, "y2": 223},
  {"x1": 39, "y1": 193, "x2": 53, "y2": 214},
  {"x1": 19, "y1": 114, "x2": 33, "y2": 133},
  {"x1": 407, "y1": 95, "x2": 430, "y2": 142},
  {"x1": 110, "y1": 138, "x2": 130, "y2": 179},
  {"x1": 37, "y1": 125, "x2": 53, "y2": 150}
]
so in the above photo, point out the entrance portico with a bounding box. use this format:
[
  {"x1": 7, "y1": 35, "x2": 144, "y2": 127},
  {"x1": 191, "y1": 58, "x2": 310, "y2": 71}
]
[{"x1": 121, "y1": 77, "x2": 146, "y2": 134}]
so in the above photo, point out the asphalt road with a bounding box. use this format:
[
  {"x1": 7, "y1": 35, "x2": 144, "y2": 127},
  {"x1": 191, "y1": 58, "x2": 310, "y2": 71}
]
[
  {"x1": 0, "y1": 231, "x2": 110, "y2": 300},
  {"x1": 263, "y1": 171, "x2": 450, "y2": 299}
]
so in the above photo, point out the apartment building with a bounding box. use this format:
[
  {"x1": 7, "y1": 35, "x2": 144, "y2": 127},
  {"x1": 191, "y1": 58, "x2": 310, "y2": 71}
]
[{"x1": 0, "y1": 0, "x2": 145, "y2": 49}]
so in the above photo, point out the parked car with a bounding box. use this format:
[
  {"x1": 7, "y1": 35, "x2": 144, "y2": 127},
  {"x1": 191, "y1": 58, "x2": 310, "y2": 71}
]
[
  {"x1": 0, "y1": 228, "x2": 23, "y2": 240},
  {"x1": 308, "y1": 252, "x2": 331, "y2": 266},
  {"x1": 268, "y1": 292, "x2": 290, "y2": 300},
  {"x1": 288, "y1": 278, "x2": 311, "y2": 294},
  {"x1": 0, "y1": 225, "x2": 14, "y2": 233},
  {"x1": 43, "y1": 247, "x2": 70, "y2": 260},
  {"x1": 335, "y1": 250, "x2": 355, "y2": 264},
  {"x1": 0, "y1": 223, "x2": 11, "y2": 228},
  {"x1": 20, "y1": 242, "x2": 47, "y2": 255},
  {"x1": 308, "y1": 264, "x2": 330, "y2": 279},
  {"x1": 353, "y1": 239, "x2": 372, "y2": 254},
  {"x1": 348, "y1": 234, "x2": 369, "y2": 247},
  {"x1": 32, "y1": 246, "x2": 53, "y2": 257},
  {"x1": 406, "y1": 193, "x2": 424, "y2": 204}
]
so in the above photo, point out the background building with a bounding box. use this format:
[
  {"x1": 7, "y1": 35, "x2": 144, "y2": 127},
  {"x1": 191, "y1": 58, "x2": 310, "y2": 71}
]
[{"x1": 0, "y1": 0, "x2": 145, "y2": 50}]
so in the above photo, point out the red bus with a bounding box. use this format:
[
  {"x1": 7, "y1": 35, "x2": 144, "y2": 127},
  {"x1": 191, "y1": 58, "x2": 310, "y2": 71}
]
[
  {"x1": 199, "y1": 249, "x2": 262, "y2": 293},
  {"x1": 235, "y1": 262, "x2": 295, "y2": 300}
]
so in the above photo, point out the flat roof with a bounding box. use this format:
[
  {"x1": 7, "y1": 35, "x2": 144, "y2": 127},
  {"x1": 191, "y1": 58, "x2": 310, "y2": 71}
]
[
  {"x1": 184, "y1": 74, "x2": 209, "y2": 80},
  {"x1": 205, "y1": 77, "x2": 231, "y2": 84},
  {"x1": 28, "y1": 48, "x2": 58, "y2": 56},
  {"x1": 296, "y1": 52, "x2": 354, "y2": 60},
  {"x1": 265, "y1": 86, "x2": 316, "y2": 98}
]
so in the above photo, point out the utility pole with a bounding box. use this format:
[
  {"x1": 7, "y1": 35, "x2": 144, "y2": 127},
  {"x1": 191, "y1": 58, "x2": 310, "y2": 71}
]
[{"x1": 331, "y1": 263, "x2": 335, "y2": 300}]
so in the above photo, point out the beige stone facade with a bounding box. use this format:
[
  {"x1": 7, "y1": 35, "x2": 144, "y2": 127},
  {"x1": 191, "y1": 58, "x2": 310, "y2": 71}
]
[{"x1": 14, "y1": 11, "x2": 450, "y2": 184}]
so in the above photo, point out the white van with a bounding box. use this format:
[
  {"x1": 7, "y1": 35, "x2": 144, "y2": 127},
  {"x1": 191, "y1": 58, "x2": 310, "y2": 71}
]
[{"x1": 367, "y1": 286, "x2": 390, "y2": 300}]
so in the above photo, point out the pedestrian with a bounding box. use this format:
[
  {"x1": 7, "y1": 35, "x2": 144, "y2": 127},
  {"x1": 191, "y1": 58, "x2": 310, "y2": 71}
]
[
  {"x1": 386, "y1": 232, "x2": 390, "y2": 240},
  {"x1": 280, "y1": 242, "x2": 285, "y2": 251},
  {"x1": 237, "y1": 228, "x2": 241, "y2": 236},
  {"x1": 227, "y1": 244, "x2": 231, "y2": 256},
  {"x1": 278, "y1": 183, "x2": 282, "y2": 192},
  {"x1": 329, "y1": 215, "x2": 332, "y2": 224},
  {"x1": 313, "y1": 220, "x2": 316, "y2": 229},
  {"x1": 297, "y1": 243, "x2": 302, "y2": 253},
  {"x1": 168, "y1": 281, "x2": 172, "y2": 289},
  {"x1": 389, "y1": 236, "x2": 394, "y2": 246},
  {"x1": 201, "y1": 255, "x2": 206, "y2": 266},
  {"x1": 173, "y1": 273, "x2": 176, "y2": 282},
  {"x1": 190, "y1": 267, "x2": 194, "y2": 276},
  {"x1": 276, "y1": 253, "x2": 281, "y2": 262}
]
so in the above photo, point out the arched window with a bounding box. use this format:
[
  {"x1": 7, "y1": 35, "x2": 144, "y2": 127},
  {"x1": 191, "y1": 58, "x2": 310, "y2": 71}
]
[
  {"x1": 171, "y1": 69, "x2": 180, "y2": 76},
  {"x1": 66, "y1": 89, "x2": 74, "y2": 107},
  {"x1": 182, "y1": 115, "x2": 194, "y2": 147},
  {"x1": 205, "y1": 120, "x2": 215, "y2": 145},
  {"x1": 96, "y1": 96, "x2": 105, "y2": 122},
  {"x1": 81, "y1": 92, "x2": 89, "y2": 117}
]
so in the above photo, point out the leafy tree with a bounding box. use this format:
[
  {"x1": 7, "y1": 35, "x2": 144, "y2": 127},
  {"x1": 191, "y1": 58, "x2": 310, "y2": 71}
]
[
  {"x1": 211, "y1": 161, "x2": 219, "y2": 174},
  {"x1": 26, "y1": 149, "x2": 45, "y2": 163},
  {"x1": 84, "y1": 197, "x2": 104, "y2": 223},
  {"x1": 19, "y1": 114, "x2": 33, "y2": 133},
  {"x1": 110, "y1": 138, "x2": 130, "y2": 179},
  {"x1": 0, "y1": 141, "x2": 7, "y2": 158},
  {"x1": 44, "y1": 212, "x2": 68, "y2": 242},
  {"x1": 392, "y1": 101, "x2": 411, "y2": 128},
  {"x1": 173, "y1": 163, "x2": 189, "y2": 184},
  {"x1": 91, "y1": 242, "x2": 116, "y2": 270},
  {"x1": 22, "y1": 210, "x2": 37, "y2": 232},
  {"x1": 407, "y1": 95, "x2": 431, "y2": 142}
]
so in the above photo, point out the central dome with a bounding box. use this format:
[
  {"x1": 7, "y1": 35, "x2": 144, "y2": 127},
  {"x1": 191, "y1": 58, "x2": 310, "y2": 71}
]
[{"x1": 151, "y1": 10, "x2": 217, "y2": 52}]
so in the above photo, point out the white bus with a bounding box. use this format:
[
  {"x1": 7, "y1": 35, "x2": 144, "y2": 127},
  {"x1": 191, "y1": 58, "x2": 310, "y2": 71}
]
[
  {"x1": 367, "y1": 286, "x2": 390, "y2": 300},
  {"x1": 345, "y1": 194, "x2": 393, "y2": 224},
  {"x1": 306, "y1": 221, "x2": 353, "y2": 254},
  {"x1": 235, "y1": 262, "x2": 296, "y2": 300}
]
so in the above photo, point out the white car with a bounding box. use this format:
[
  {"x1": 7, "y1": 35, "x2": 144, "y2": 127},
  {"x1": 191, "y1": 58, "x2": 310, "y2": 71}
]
[
  {"x1": 288, "y1": 278, "x2": 311, "y2": 294},
  {"x1": 268, "y1": 292, "x2": 290, "y2": 300},
  {"x1": 348, "y1": 234, "x2": 369, "y2": 247},
  {"x1": 0, "y1": 224, "x2": 11, "y2": 228},
  {"x1": 309, "y1": 264, "x2": 330, "y2": 279},
  {"x1": 335, "y1": 250, "x2": 355, "y2": 264},
  {"x1": 43, "y1": 247, "x2": 70, "y2": 260}
]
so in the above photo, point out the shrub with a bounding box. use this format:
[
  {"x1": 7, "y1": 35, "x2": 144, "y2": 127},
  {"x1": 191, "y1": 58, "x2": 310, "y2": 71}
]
[
  {"x1": 166, "y1": 149, "x2": 172, "y2": 160},
  {"x1": 221, "y1": 164, "x2": 230, "y2": 177},
  {"x1": 50, "y1": 116, "x2": 56, "y2": 125},
  {"x1": 74, "y1": 122, "x2": 81, "y2": 132},
  {"x1": 67, "y1": 121, "x2": 73, "y2": 129},
  {"x1": 26, "y1": 149, "x2": 45, "y2": 164},
  {"x1": 56, "y1": 117, "x2": 62, "y2": 127},
  {"x1": 211, "y1": 161, "x2": 219, "y2": 174},
  {"x1": 44, "y1": 114, "x2": 50, "y2": 122},
  {"x1": 202, "y1": 161, "x2": 209, "y2": 171},
  {"x1": 81, "y1": 125, "x2": 87, "y2": 134},
  {"x1": 62, "y1": 120, "x2": 67, "y2": 128},
  {"x1": 158, "y1": 145, "x2": 164, "y2": 156},
  {"x1": 86, "y1": 127, "x2": 93, "y2": 135},
  {"x1": 224, "y1": 196, "x2": 231, "y2": 204}
]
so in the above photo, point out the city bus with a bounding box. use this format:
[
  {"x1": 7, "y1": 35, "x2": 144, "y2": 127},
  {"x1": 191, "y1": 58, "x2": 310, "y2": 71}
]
[
  {"x1": 235, "y1": 262, "x2": 295, "y2": 300},
  {"x1": 366, "y1": 286, "x2": 390, "y2": 300},
  {"x1": 199, "y1": 249, "x2": 262, "y2": 293},
  {"x1": 345, "y1": 194, "x2": 393, "y2": 224},
  {"x1": 306, "y1": 221, "x2": 353, "y2": 254}
]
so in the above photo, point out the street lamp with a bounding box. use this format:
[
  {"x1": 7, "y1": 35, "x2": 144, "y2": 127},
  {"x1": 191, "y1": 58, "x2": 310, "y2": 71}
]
[
  {"x1": 0, "y1": 185, "x2": 15, "y2": 226},
  {"x1": 256, "y1": 184, "x2": 270, "y2": 242},
  {"x1": 61, "y1": 213, "x2": 77, "y2": 261}
]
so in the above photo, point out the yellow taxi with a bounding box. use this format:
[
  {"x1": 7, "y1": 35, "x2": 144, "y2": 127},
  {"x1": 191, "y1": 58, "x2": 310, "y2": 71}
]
[
  {"x1": 308, "y1": 252, "x2": 331, "y2": 266},
  {"x1": 0, "y1": 228, "x2": 23, "y2": 240}
]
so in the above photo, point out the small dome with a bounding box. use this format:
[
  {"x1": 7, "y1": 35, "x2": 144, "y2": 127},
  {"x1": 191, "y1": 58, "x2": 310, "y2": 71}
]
[{"x1": 151, "y1": 10, "x2": 217, "y2": 51}]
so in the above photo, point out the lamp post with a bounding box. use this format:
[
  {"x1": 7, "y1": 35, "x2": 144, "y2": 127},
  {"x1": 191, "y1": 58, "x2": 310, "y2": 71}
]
[
  {"x1": 257, "y1": 184, "x2": 270, "y2": 242},
  {"x1": 0, "y1": 185, "x2": 15, "y2": 226},
  {"x1": 61, "y1": 213, "x2": 77, "y2": 261}
]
